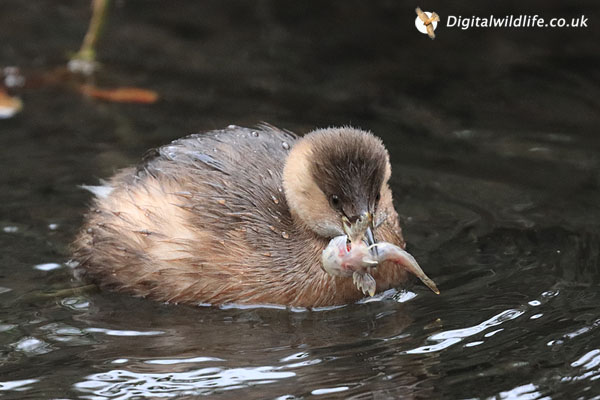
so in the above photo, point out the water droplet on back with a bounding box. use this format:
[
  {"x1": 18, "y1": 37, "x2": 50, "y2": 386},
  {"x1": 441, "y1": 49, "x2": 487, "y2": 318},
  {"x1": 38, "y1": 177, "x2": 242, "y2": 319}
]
[
  {"x1": 281, "y1": 231, "x2": 290, "y2": 239},
  {"x1": 282, "y1": 141, "x2": 290, "y2": 150}
]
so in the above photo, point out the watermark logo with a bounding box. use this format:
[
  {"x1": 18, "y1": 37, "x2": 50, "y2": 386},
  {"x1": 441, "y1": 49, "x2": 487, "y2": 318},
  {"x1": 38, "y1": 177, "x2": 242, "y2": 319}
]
[
  {"x1": 415, "y1": 7, "x2": 440, "y2": 39},
  {"x1": 415, "y1": 6, "x2": 589, "y2": 39}
]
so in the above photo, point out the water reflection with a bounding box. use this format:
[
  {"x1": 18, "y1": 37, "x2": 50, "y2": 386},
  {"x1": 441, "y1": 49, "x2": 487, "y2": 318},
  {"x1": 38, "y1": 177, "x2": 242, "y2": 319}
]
[
  {"x1": 75, "y1": 365, "x2": 296, "y2": 399},
  {"x1": 33, "y1": 262, "x2": 62, "y2": 271},
  {"x1": 566, "y1": 349, "x2": 600, "y2": 383},
  {"x1": 405, "y1": 290, "x2": 570, "y2": 356},
  {"x1": 311, "y1": 386, "x2": 349, "y2": 395},
  {"x1": 84, "y1": 327, "x2": 164, "y2": 337},
  {"x1": 0, "y1": 379, "x2": 39, "y2": 392},
  {"x1": 11, "y1": 336, "x2": 53, "y2": 355},
  {"x1": 495, "y1": 383, "x2": 547, "y2": 400},
  {"x1": 54, "y1": 294, "x2": 437, "y2": 398}
]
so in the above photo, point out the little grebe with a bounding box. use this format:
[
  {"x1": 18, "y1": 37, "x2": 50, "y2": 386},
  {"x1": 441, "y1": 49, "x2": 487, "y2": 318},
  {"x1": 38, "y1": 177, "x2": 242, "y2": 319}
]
[{"x1": 73, "y1": 125, "x2": 433, "y2": 307}]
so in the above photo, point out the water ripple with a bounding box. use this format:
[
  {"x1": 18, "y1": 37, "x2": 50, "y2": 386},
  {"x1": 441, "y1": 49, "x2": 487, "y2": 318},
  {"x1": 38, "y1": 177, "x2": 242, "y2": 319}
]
[
  {"x1": 74, "y1": 366, "x2": 296, "y2": 398},
  {"x1": 145, "y1": 356, "x2": 224, "y2": 365},
  {"x1": 571, "y1": 349, "x2": 600, "y2": 369},
  {"x1": 311, "y1": 386, "x2": 350, "y2": 395},
  {"x1": 493, "y1": 383, "x2": 549, "y2": 400},
  {"x1": 406, "y1": 290, "x2": 562, "y2": 355},
  {"x1": 33, "y1": 262, "x2": 62, "y2": 271},
  {"x1": 0, "y1": 378, "x2": 39, "y2": 392},
  {"x1": 11, "y1": 336, "x2": 53, "y2": 355},
  {"x1": 84, "y1": 328, "x2": 164, "y2": 337},
  {"x1": 405, "y1": 309, "x2": 525, "y2": 354}
]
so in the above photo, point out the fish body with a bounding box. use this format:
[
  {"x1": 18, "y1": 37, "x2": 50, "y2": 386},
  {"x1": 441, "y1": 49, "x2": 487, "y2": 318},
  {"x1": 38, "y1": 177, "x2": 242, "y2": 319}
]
[{"x1": 322, "y1": 235, "x2": 439, "y2": 296}]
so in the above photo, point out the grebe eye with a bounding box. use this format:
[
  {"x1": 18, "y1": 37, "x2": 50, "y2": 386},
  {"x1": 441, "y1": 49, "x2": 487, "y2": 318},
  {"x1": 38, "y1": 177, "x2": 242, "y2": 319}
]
[{"x1": 329, "y1": 194, "x2": 341, "y2": 210}]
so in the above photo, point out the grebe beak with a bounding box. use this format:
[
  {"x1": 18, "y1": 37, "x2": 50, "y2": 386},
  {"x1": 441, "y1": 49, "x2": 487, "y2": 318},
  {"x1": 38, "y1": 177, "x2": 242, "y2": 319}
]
[
  {"x1": 342, "y1": 212, "x2": 378, "y2": 258},
  {"x1": 364, "y1": 224, "x2": 379, "y2": 259}
]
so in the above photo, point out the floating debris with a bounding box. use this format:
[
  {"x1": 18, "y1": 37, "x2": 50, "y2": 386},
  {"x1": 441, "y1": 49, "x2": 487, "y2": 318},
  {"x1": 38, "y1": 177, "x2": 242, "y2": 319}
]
[
  {"x1": 0, "y1": 89, "x2": 22, "y2": 119},
  {"x1": 3, "y1": 66, "x2": 25, "y2": 88},
  {"x1": 79, "y1": 84, "x2": 158, "y2": 103}
]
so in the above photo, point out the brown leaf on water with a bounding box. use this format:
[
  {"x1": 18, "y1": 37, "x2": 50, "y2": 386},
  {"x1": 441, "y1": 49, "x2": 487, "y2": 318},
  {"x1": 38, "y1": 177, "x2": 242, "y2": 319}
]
[
  {"x1": 78, "y1": 84, "x2": 158, "y2": 104},
  {"x1": 0, "y1": 89, "x2": 23, "y2": 119}
]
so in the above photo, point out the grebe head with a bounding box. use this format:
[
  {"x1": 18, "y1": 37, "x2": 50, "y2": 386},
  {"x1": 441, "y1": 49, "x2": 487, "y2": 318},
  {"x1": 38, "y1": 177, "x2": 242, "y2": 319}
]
[{"x1": 283, "y1": 127, "x2": 391, "y2": 245}]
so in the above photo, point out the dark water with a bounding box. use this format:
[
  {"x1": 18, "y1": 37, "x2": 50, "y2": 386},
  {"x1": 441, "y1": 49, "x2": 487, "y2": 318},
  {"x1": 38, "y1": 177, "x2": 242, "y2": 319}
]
[{"x1": 1, "y1": 1, "x2": 600, "y2": 398}]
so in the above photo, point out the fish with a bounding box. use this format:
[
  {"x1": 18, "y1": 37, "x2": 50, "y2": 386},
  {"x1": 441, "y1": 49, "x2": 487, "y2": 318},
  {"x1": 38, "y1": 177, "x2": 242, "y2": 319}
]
[{"x1": 322, "y1": 235, "x2": 439, "y2": 296}]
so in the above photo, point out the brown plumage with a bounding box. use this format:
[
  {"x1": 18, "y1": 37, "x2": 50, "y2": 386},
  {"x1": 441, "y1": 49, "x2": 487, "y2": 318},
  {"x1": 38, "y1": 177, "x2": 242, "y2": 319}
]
[{"x1": 72, "y1": 125, "x2": 411, "y2": 307}]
